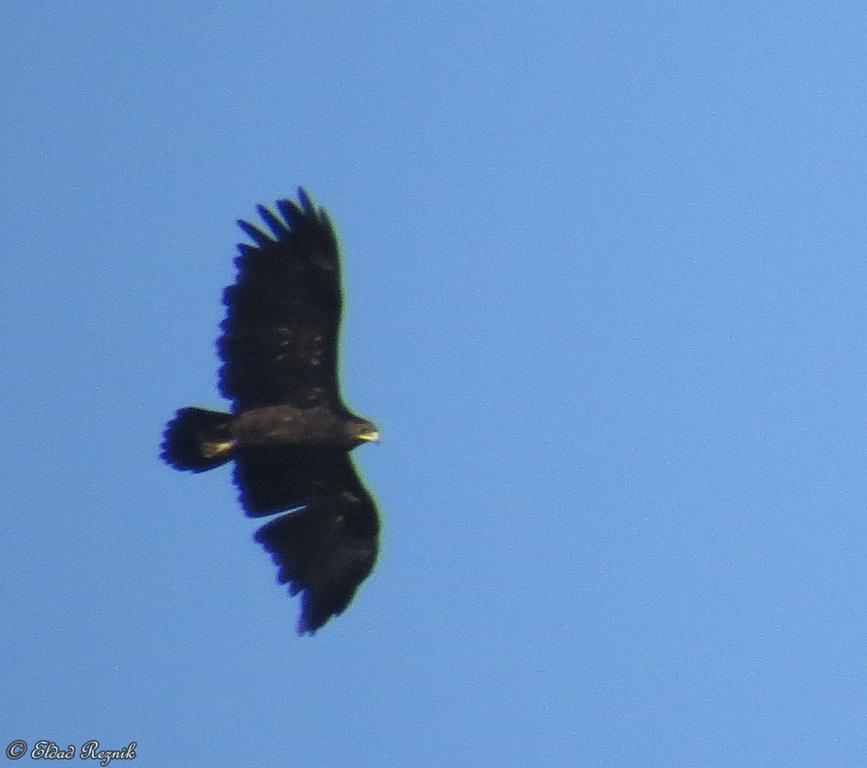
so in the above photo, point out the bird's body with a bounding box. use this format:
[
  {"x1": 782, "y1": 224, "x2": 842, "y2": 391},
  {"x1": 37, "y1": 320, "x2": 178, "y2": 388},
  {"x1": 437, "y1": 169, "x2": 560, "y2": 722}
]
[
  {"x1": 233, "y1": 405, "x2": 356, "y2": 448},
  {"x1": 161, "y1": 189, "x2": 380, "y2": 635}
]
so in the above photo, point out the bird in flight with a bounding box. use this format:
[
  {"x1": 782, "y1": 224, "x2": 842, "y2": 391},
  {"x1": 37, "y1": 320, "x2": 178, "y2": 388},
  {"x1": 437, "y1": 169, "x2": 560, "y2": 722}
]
[{"x1": 161, "y1": 188, "x2": 380, "y2": 635}]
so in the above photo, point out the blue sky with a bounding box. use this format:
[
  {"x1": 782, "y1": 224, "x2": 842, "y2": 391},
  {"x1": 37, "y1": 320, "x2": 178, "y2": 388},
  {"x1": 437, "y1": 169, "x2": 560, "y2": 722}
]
[{"x1": 4, "y1": 2, "x2": 867, "y2": 765}]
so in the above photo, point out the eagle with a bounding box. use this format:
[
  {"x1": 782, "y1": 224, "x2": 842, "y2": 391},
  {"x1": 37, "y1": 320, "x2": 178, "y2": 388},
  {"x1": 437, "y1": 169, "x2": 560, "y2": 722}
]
[{"x1": 161, "y1": 189, "x2": 380, "y2": 635}]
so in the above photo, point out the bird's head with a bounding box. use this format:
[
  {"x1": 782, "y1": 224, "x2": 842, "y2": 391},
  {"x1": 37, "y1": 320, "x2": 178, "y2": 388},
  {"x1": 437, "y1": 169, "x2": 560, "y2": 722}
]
[{"x1": 349, "y1": 419, "x2": 380, "y2": 447}]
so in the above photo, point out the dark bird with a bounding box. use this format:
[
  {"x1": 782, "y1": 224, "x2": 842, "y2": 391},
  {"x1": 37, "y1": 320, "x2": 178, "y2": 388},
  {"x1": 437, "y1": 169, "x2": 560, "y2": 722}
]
[{"x1": 161, "y1": 189, "x2": 380, "y2": 635}]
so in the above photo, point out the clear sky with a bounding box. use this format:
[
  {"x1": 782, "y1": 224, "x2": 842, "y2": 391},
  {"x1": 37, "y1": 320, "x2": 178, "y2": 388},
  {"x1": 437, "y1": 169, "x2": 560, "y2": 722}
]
[{"x1": 3, "y1": 3, "x2": 867, "y2": 766}]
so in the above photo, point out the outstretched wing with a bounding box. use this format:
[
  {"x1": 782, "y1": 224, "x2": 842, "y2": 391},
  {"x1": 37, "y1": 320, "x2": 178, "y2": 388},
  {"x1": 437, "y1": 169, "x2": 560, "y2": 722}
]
[
  {"x1": 218, "y1": 189, "x2": 344, "y2": 412},
  {"x1": 234, "y1": 448, "x2": 379, "y2": 635}
]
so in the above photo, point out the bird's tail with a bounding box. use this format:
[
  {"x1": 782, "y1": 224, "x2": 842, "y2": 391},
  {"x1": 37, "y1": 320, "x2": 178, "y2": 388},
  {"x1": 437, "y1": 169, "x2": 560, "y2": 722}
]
[{"x1": 161, "y1": 407, "x2": 235, "y2": 472}]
